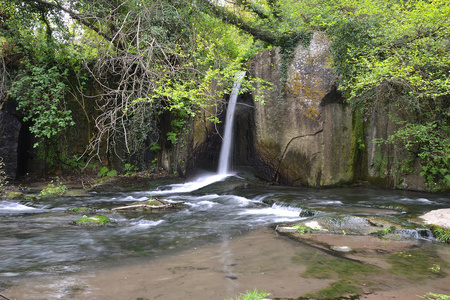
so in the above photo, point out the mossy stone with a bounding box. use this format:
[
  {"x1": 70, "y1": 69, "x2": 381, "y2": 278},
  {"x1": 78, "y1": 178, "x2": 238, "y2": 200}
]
[
  {"x1": 74, "y1": 215, "x2": 111, "y2": 226},
  {"x1": 7, "y1": 191, "x2": 24, "y2": 199},
  {"x1": 300, "y1": 207, "x2": 317, "y2": 217},
  {"x1": 148, "y1": 200, "x2": 162, "y2": 206},
  {"x1": 24, "y1": 194, "x2": 38, "y2": 201}
]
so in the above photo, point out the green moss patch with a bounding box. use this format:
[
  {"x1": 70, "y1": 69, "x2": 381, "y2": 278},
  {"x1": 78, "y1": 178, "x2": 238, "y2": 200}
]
[
  {"x1": 297, "y1": 252, "x2": 379, "y2": 280},
  {"x1": 303, "y1": 280, "x2": 363, "y2": 300},
  {"x1": 73, "y1": 215, "x2": 111, "y2": 226},
  {"x1": 292, "y1": 251, "x2": 379, "y2": 299},
  {"x1": 387, "y1": 249, "x2": 448, "y2": 280}
]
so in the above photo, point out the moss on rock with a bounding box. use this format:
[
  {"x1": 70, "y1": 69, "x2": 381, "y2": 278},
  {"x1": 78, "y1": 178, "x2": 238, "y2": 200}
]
[
  {"x1": 7, "y1": 191, "x2": 24, "y2": 199},
  {"x1": 73, "y1": 215, "x2": 111, "y2": 226}
]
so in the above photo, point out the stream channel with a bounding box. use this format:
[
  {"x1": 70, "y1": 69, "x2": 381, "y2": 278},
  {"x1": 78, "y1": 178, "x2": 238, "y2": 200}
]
[{"x1": 1, "y1": 173, "x2": 450, "y2": 299}]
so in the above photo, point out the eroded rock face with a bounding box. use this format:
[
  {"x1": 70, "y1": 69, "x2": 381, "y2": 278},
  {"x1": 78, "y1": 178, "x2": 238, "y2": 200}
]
[
  {"x1": 249, "y1": 32, "x2": 353, "y2": 186},
  {"x1": 245, "y1": 32, "x2": 425, "y2": 189},
  {"x1": 0, "y1": 110, "x2": 21, "y2": 179}
]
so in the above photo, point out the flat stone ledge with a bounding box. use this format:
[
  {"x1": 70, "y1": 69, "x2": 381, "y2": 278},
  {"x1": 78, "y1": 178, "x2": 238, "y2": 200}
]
[{"x1": 419, "y1": 208, "x2": 450, "y2": 229}]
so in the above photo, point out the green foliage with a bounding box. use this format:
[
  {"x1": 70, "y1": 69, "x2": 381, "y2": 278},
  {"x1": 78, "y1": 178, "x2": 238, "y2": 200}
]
[
  {"x1": 11, "y1": 64, "x2": 74, "y2": 147},
  {"x1": 370, "y1": 226, "x2": 396, "y2": 237},
  {"x1": 124, "y1": 163, "x2": 138, "y2": 176},
  {"x1": 97, "y1": 166, "x2": 109, "y2": 178},
  {"x1": 325, "y1": 0, "x2": 450, "y2": 190},
  {"x1": 150, "y1": 142, "x2": 161, "y2": 153},
  {"x1": 293, "y1": 225, "x2": 313, "y2": 234},
  {"x1": 39, "y1": 177, "x2": 68, "y2": 197},
  {"x1": 107, "y1": 169, "x2": 118, "y2": 177},
  {"x1": 97, "y1": 166, "x2": 117, "y2": 178},
  {"x1": 228, "y1": 289, "x2": 270, "y2": 300},
  {"x1": 430, "y1": 225, "x2": 450, "y2": 243},
  {"x1": 420, "y1": 293, "x2": 450, "y2": 300}
]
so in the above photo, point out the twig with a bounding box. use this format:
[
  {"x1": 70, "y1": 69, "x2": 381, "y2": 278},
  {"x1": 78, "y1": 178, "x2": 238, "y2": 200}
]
[{"x1": 0, "y1": 293, "x2": 12, "y2": 300}]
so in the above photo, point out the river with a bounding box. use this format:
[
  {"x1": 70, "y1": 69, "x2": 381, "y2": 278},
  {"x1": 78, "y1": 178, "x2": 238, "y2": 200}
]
[{"x1": 1, "y1": 173, "x2": 450, "y2": 299}]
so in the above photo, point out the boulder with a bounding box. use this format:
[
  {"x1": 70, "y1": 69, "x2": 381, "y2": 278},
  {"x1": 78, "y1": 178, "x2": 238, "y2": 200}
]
[{"x1": 419, "y1": 209, "x2": 450, "y2": 229}]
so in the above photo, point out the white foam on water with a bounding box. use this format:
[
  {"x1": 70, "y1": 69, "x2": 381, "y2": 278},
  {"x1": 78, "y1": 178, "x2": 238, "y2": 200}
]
[
  {"x1": 116, "y1": 219, "x2": 165, "y2": 234},
  {"x1": 224, "y1": 195, "x2": 255, "y2": 206},
  {"x1": 416, "y1": 198, "x2": 433, "y2": 203},
  {"x1": 400, "y1": 197, "x2": 434, "y2": 204},
  {"x1": 150, "y1": 173, "x2": 232, "y2": 195},
  {"x1": 129, "y1": 219, "x2": 165, "y2": 229},
  {"x1": 318, "y1": 200, "x2": 344, "y2": 205},
  {"x1": 240, "y1": 203, "x2": 303, "y2": 219},
  {"x1": 251, "y1": 194, "x2": 274, "y2": 203},
  {"x1": 196, "y1": 200, "x2": 218, "y2": 208},
  {"x1": 0, "y1": 201, "x2": 37, "y2": 212},
  {"x1": 122, "y1": 195, "x2": 149, "y2": 202},
  {"x1": 167, "y1": 194, "x2": 221, "y2": 202}
]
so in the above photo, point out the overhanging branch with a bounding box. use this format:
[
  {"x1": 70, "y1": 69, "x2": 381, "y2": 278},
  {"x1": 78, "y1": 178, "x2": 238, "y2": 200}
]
[
  {"x1": 22, "y1": 0, "x2": 114, "y2": 45},
  {"x1": 201, "y1": 0, "x2": 278, "y2": 45}
]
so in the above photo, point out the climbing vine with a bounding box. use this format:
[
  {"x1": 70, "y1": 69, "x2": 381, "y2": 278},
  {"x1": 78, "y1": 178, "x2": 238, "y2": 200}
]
[{"x1": 11, "y1": 64, "x2": 74, "y2": 148}]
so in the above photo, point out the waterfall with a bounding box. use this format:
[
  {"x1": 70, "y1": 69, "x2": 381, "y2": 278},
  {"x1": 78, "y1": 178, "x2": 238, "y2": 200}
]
[
  {"x1": 149, "y1": 72, "x2": 245, "y2": 195},
  {"x1": 217, "y1": 71, "x2": 245, "y2": 175}
]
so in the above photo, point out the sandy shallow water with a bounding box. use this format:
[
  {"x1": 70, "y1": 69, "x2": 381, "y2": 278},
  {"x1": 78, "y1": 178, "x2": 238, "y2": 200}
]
[{"x1": 2, "y1": 227, "x2": 450, "y2": 300}]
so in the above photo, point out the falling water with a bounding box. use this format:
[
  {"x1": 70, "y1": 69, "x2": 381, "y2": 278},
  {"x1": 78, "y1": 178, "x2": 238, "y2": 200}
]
[
  {"x1": 218, "y1": 71, "x2": 246, "y2": 175},
  {"x1": 148, "y1": 72, "x2": 246, "y2": 194}
]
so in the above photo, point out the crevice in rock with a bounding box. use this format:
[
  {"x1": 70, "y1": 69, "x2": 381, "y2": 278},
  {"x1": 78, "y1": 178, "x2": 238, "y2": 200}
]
[{"x1": 273, "y1": 129, "x2": 323, "y2": 182}]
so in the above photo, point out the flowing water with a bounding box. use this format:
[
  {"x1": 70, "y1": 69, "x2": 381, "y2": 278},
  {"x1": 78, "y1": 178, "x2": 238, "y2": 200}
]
[
  {"x1": 217, "y1": 71, "x2": 245, "y2": 175},
  {"x1": 1, "y1": 179, "x2": 450, "y2": 299}
]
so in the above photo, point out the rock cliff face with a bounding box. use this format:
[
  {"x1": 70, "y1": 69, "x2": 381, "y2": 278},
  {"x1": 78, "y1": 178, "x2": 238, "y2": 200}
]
[
  {"x1": 244, "y1": 32, "x2": 425, "y2": 189},
  {"x1": 0, "y1": 99, "x2": 30, "y2": 179},
  {"x1": 0, "y1": 111, "x2": 21, "y2": 178}
]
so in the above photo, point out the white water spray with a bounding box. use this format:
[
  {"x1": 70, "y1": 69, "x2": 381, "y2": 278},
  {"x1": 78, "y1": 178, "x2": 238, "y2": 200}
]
[{"x1": 218, "y1": 71, "x2": 245, "y2": 175}]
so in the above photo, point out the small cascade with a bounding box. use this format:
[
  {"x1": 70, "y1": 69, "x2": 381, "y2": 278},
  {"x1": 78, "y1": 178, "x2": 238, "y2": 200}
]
[{"x1": 218, "y1": 71, "x2": 246, "y2": 175}]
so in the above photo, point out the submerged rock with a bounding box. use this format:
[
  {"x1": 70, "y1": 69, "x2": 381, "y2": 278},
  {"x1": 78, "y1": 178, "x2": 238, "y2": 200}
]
[
  {"x1": 67, "y1": 207, "x2": 97, "y2": 214},
  {"x1": 73, "y1": 215, "x2": 111, "y2": 226}
]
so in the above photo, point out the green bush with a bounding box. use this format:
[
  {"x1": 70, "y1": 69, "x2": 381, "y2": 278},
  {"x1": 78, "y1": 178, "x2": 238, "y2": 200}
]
[{"x1": 39, "y1": 177, "x2": 68, "y2": 197}]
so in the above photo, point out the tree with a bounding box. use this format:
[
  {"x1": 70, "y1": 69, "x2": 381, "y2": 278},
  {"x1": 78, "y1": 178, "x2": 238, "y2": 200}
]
[{"x1": 1, "y1": 0, "x2": 271, "y2": 170}]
